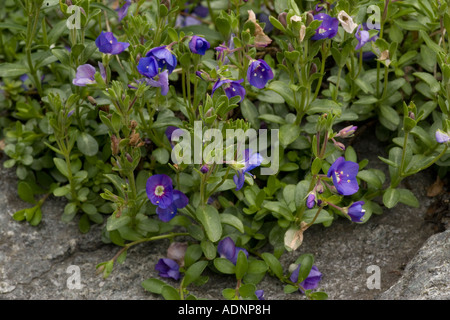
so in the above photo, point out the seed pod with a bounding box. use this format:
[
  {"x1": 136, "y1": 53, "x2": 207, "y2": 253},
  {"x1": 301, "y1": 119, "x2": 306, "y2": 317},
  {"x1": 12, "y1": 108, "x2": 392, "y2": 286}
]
[{"x1": 111, "y1": 135, "x2": 120, "y2": 155}]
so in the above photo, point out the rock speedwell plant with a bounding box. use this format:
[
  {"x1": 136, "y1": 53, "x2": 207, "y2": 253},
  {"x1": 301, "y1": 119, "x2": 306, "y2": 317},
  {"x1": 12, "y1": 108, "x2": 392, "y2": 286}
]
[{"x1": 1, "y1": 0, "x2": 449, "y2": 300}]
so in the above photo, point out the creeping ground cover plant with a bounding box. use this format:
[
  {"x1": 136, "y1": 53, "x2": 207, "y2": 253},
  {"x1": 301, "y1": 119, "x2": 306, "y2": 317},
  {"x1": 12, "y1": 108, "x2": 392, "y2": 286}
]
[{"x1": 1, "y1": 0, "x2": 450, "y2": 300}]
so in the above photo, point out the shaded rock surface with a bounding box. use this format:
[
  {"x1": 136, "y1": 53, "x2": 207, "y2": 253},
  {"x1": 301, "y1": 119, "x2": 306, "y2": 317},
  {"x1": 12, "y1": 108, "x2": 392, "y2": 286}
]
[{"x1": 0, "y1": 129, "x2": 448, "y2": 300}]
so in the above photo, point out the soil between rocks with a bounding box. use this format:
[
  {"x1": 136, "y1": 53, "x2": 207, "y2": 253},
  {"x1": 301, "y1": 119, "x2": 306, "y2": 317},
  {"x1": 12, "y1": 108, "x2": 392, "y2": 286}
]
[{"x1": 0, "y1": 127, "x2": 444, "y2": 300}]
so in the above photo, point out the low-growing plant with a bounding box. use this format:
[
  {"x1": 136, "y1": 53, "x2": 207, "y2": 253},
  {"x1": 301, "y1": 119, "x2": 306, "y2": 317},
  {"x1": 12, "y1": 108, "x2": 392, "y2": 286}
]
[{"x1": 0, "y1": 0, "x2": 449, "y2": 300}]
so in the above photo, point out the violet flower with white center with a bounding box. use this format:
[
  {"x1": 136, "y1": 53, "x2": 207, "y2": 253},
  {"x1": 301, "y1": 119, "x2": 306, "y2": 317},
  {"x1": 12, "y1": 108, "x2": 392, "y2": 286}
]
[
  {"x1": 247, "y1": 59, "x2": 274, "y2": 89},
  {"x1": 311, "y1": 13, "x2": 339, "y2": 40}
]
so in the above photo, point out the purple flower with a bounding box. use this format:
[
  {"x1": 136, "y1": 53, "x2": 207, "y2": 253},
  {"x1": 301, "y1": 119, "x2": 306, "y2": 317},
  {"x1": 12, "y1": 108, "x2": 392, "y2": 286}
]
[
  {"x1": 336, "y1": 125, "x2": 357, "y2": 138},
  {"x1": 156, "y1": 190, "x2": 189, "y2": 222},
  {"x1": 311, "y1": 13, "x2": 339, "y2": 40},
  {"x1": 175, "y1": 5, "x2": 209, "y2": 27},
  {"x1": 327, "y1": 157, "x2": 359, "y2": 196},
  {"x1": 212, "y1": 78, "x2": 246, "y2": 102},
  {"x1": 72, "y1": 62, "x2": 106, "y2": 87},
  {"x1": 289, "y1": 264, "x2": 323, "y2": 293},
  {"x1": 145, "y1": 46, "x2": 177, "y2": 74},
  {"x1": 255, "y1": 290, "x2": 265, "y2": 300},
  {"x1": 95, "y1": 31, "x2": 129, "y2": 55},
  {"x1": 73, "y1": 64, "x2": 96, "y2": 86},
  {"x1": 189, "y1": 36, "x2": 210, "y2": 55},
  {"x1": 200, "y1": 164, "x2": 209, "y2": 173},
  {"x1": 436, "y1": 129, "x2": 450, "y2": 143},
  {"x1": 247, "y1": 59, "x2": 274, "y2": 89},
  {"x1": 165, "y1": 126, "x2": 179, "y2": 142},
  {"x1": 146, "y1": 174, "x2": 189, "y2": 221},
  {"x1": 217, "y1": 237, "x2": 249, "y2": 265},
  {"x1": 143, "y1": 70, "x2": 169, "y2": 96},
  {"x1": 306, "y1": 192, "x2": 316, "y2": 209},
  {"x1": 146, "y1": 174, "x2": 174, "y2": 209},
  {"x1": 137, "y1": 56, "x2": 159, "y2": 78},
  {"x1": 116, "y1": 0, "x2": 131, "y2": 22},
  {"x1": 155, "y1": 258, "x2": 181, "y2": 281},
  {"x1": 232, "y1": 149, "x2": 264, "y2": 191},
  {"x1": 347, "y1": 201, "x2": 366, "y2": 222},
  {"x1": 355, "y1": 25, "x2": 370, "y2": 50}
]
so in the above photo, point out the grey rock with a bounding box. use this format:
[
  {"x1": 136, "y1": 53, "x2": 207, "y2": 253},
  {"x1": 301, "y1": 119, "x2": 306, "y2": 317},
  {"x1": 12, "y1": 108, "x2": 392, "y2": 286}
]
[{"x1": 378, "y1": 230, "x2": 450, "y2": 300}]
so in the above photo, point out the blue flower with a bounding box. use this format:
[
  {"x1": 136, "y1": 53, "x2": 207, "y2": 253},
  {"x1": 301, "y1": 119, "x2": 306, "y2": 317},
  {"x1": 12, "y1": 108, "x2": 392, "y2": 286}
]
[
  {"x1": 95, "y1": 31, "x2": 129, "y2": 55},
  {"x1": 436, "y1": 129, "x2": 450, "y2": 144},
  {"x1": 137, "y1": 56, "x2": 159, "y2": 78},
  {"x1": 143, "y1": 70, "x2": 170, "y2": 96},
  {"x1": 247, "y1": 59, "x2": 274, "y2": 89},
  {"x1": 355, "y1": 25, "x2": 370, "y2": 50},
  {"x1": 116, "y1": 0, "x2": 131, "y2": 22},
  {"x1": 146, "y1": 174, "x2": 174, "y2": 209},
  {"x1": 346, "y1": 201, "x2": 366, "y2": 222},
  {"x1": 327, "y1": 157, "x2": 359, "y2": 196},
  {"x1": 156, "y1": 190, "x2": 189, "y2": 222},
  {"x1": 255, "y1": 290, "x2": 265, "y2": 300},
  {"x1": 72, "y1": 64, "x2": 96, "y2": 86},
  {"x1": 146, "y1": 174, "x2": 189, "y2": 221},
  {"x1": 189, "y1": 35, "x2": 210, "y2": 55},
  {"x1": 145, "y1": 46, "x2": 177, "y2": 74},
  {"x1": 289, "y1": 264, "x2": 323, "y2": 293},
  {"x1": 311, "y1": 13, "x2": 339, "y2": 40},
  {"x1": 212, "y1": 78, "x2": 246, "y2": 102},
  {"x1": 306, "y1": 192, "x2": 316, "y2": 209},
  {"x1": 155, "y1": 258, "x2": 181, "y2": 281},
  {"x1": 232, "y1": 149, "x2": 264, "y2": 191},
  {"x1": 217, "y1": 237, "x2": 249, "y2": 265}
]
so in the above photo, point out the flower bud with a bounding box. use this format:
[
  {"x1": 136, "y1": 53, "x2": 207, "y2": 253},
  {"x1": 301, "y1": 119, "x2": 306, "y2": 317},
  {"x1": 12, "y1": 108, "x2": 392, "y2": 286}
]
[
  {"x1": 200, "y1": 164, "x2": 209, "y2": 173},
  {"x1": 278, "y1": 12, "x2": 288, "y2": 28},
  {"x1": 126, "y1": 153, "x2": 133, "y2": 163},
  {"x1": 87, "y1": 96, "x2": 97, "y2": 106},
  {"x1": 111, "y1": 135, "x2": 120, "y2": 156}
]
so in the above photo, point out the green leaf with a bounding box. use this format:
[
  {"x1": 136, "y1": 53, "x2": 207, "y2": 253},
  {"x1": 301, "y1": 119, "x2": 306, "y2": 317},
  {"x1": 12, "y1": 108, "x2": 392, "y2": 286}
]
[
  {"x1": 261, "y1": 252, "x2": 283, "y2": 279},
  {"x1": 29, "y1": 206, "x2": 42, "y2": 226},
  {"x1": 383, "y1": 187, "x2": 400, "y2": 209},
  {"x1": 78, "y1": 213, "x2": 91, "y2": 233},
  {"x1": 235, "y1": 250, "x2": 248, "y2": 280},
  {"x1": 397, "y1": 188, "x2": 419, "y2": 208},
  {"x1": 309, "y1": 291, "x2": 328, "y2": 300},
  {"x1": 213, "y1": 258, "x2": 236, "y2": 274},
  {"x1": 357, "y1": 170, "x2": 383, "y2": 189},
  {"x1": 152, "y1": 148, "x2": 169, "y2": 164},
  {"x1": 106, "y1": 215, "x2": 131, "y2": 231},
  {"x1": 263, "y1": 201, "x2": 294, "y2": 221},
  {"x1": 195, "y1": 205, "x2": 223, "y2": 242},
  {"x1": 267, "y1": 81, "x2": 295, "y2": 107},
  {"x1": 0, "y1": 63, "x2": 29, "y2": 77},
  {"x1": 413, "y1": 72, "x2": 440, "y2": 93},
  {"x1": 53, "y1": 157, "x2": 69, "y2": 178},
  {"x1": 13, "y1": 209, "x2": 27, "y2": 221},
  {"x1": 280, "y1": 124, "x2": 301, "y2": 147},
  {"x1": 247, "y1": 260, "x2": 268, "y2": 274},
  {"x1": 17, "y1": 181, "x2": 36, "y2": 204},
  {"x1": 183, "y1": 261, "x2": 208, "y2": 287},
  {"x1": 77, "y1": 132, "x2": 99, "y2": 156},
  {"x1": 295, "y1": 253, "x2": 314, "y2": 283},
  {"x1": 220, "y1": 213, "x2": 244, "y2": 233},
  {"x1": 161, "y1": 285, "x2": 181, "y2": 300},
  {"x1": 201, "y1": 240, "x2": 217, "y2": 260},
  {"x1": 238, "y1": 283, "x2": 256, "y2": 299},
  {"x1": 142, "y1": 278, "x2": 167, "y2": 294},
  {"x1": 284, "y1": 284, "x2": 299, "y2": 294}
]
